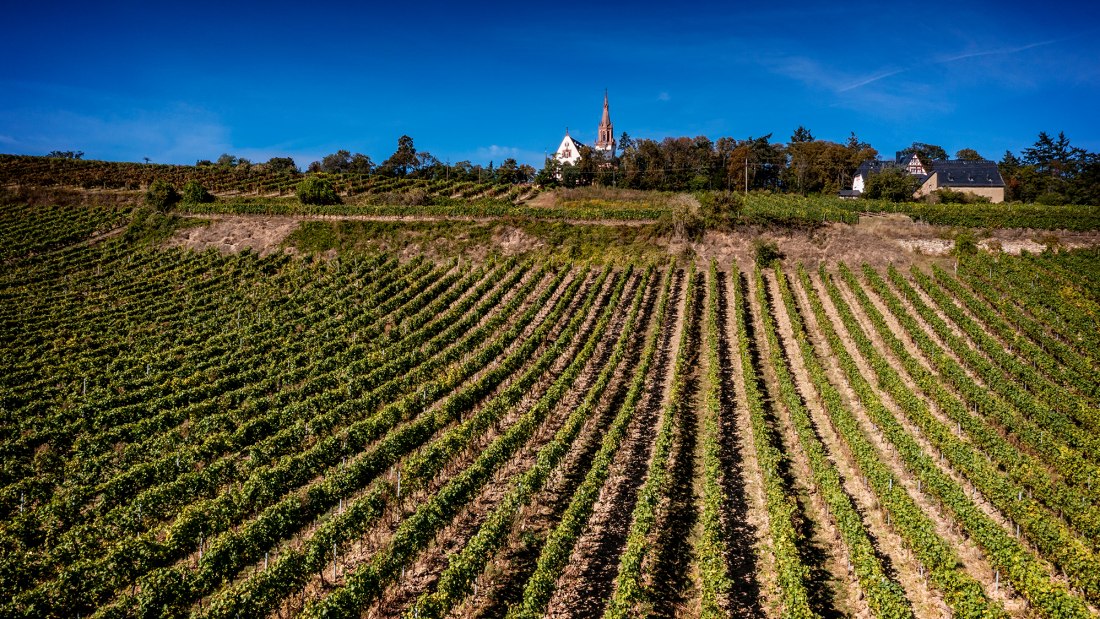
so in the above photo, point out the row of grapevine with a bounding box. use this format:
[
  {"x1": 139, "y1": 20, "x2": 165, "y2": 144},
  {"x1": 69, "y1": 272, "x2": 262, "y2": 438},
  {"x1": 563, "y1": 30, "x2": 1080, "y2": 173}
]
[
  {"x1": 822, "y1": 266, "x2": 1099, "y2": 611},
  {"x1": 758, "y1": 268, "x2": 913, "y2": 618},
  {"x1": 801, "y1": 267, "x2": 1092, "y2": 617}
]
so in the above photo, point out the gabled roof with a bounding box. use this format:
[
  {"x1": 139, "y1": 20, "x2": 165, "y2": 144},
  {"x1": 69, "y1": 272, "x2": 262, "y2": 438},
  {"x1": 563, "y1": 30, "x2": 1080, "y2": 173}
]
[
  {"x1": 855, "y1": 159, "x2": 900, "y2": 178},
  {"x1": 560, "y1": 134, "x2": 584, "y2": 150},
  {"x1": 933, "y1": 160, "x2": 1004, "y2": 187}
]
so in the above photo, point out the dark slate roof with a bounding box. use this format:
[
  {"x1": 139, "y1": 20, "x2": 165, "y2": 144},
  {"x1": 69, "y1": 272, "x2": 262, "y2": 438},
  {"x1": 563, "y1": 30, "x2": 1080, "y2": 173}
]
[
  {"x1": 895, "y1": 152, "x2": 921, "y2": 165},
  {"x1": 855, "y1": 159, "x2": 899, "y2": 177},
  {"x1": 838, "y1": 189, "x2": 861, "y2": 197},
  {"x1": 933, "y1": 160, "x2": 1004, "y2": 188}
]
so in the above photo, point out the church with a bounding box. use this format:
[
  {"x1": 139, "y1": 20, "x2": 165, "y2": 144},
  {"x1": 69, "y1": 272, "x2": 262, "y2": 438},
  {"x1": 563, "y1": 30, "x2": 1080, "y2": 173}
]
[{"x1": 554, "y1": 91, "x2": 615, "y2": 165}]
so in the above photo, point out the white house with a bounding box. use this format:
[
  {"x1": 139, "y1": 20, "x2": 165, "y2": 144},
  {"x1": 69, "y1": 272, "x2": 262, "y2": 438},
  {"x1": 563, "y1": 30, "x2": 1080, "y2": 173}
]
[{"x1": 554, "y1": 130, "x2": 585, "y2": 166}]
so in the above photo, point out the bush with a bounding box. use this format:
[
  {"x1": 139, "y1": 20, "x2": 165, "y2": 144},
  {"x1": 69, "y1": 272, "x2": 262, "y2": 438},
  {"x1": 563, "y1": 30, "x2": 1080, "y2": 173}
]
[
  {"x1": 296, "y1": 176, "x2": 341, "y2": 205},
  {"x1": 145, "y1": 179, "x2": 180, "y2": 212},
  {"x1": 1036, "y1": 192, "x2": 1067, "y2": 206},
  {"x1": 930, "y1": 188, "x2": 991, "y2": 204},
  {"x1": 754, "y1": 239, "x2": 784, "y2": 266},
  {"x1": 181, "y1": 180, "x2": 214, "y2": 204},
  {"x1": 699, "y1": 190, "x2": 743, "y2": 228},
  {"x1": 953, "y1": 231, "x2": 979, "y2": 256}
]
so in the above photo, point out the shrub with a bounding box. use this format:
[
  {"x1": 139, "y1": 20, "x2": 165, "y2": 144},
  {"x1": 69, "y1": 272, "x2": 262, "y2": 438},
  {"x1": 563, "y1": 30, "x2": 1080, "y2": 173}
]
[
  {"x1": 699, "y1": 190, "x2": 743, "y2": 228},
  {"x1": 296, "y1": 176, "x2": 341, "y2": 205},
  {"x1": 1036, "y1": 192, "x2": 1067, "y2": 206},
  {"x1": 953, "y1": 231, "x2": 979, "y2": 256},
  {"x1": 145, "y1": 179, "x2": 180, "y2": 212},
  {"x1": 931, "y1": 188, "x2": 991, "y2": 204},
  {"x1": 181, "y1": 180, "x2": 214, "y2": 204},
  {"x1": 754, "y1": 239, "x2": 784, "y2": 266}
]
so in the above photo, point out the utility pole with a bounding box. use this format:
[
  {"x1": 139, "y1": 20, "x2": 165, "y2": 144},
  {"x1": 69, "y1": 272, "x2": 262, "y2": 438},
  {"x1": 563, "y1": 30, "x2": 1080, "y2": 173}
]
[{"x1": 744, "y1": 158, "x2": 749, "y2": 194}]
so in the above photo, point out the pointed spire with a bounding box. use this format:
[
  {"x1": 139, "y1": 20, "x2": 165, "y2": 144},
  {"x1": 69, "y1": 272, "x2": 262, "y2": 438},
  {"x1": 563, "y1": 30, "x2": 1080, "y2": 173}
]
[{"x1": 596, "y1": 90, "x2": 614, "y2": 152}]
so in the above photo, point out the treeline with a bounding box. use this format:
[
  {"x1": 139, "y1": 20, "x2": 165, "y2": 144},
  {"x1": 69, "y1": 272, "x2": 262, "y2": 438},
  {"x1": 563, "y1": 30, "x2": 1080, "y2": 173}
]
[
  {"x1": 538, "y1": 127, "x2": 877, "y2": 193},
  {"x1": 205, "y1": 135, "x2": 537, "y2": 185},
  {"x1": 538, "y1": 128, "x2": 1100, "y2": 206},
  {"x1": 999, "y1": 132, "x2": 1100, "y2": 205}
]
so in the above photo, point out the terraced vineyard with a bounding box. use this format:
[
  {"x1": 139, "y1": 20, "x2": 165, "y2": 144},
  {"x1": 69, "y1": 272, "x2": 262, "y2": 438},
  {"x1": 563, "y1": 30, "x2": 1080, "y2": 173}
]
[
  {"x1": 3, "y1": 198, "x2": 1100, "y2": 619},
  {"x1": 0, "y1": 155, "x2": 536, "y2": 203}
]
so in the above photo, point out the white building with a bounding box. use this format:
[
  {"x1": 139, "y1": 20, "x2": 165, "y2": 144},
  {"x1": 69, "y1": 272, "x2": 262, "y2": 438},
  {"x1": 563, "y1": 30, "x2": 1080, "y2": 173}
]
[{"x1": 554, "y1": 130, "x2": 585, "y2": 166}]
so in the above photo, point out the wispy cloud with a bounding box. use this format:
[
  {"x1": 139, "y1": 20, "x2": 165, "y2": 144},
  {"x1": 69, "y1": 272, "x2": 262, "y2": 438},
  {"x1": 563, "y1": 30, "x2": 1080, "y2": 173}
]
[
  {"x1": 657, "y1": 91, "x2": 671, "y2": 101},
  {"x1": 938, "y1": 38, "x2": 1063, "y2": 63},
  {"x1": 836, "y1": 37, "x2": 1066, "y2": 94},
  {"x1": 837, "y1": 68, "x2": 908, "y2": 92}
]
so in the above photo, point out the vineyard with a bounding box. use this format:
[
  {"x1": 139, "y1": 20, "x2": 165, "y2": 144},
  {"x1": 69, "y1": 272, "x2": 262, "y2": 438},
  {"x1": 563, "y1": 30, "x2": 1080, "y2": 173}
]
[
  {"x1": 0, "y1": 155, "x2": 535, "y2": 204},
  {"x1": 3, "y1": 187, "x2": 1100, "y2": 619}
]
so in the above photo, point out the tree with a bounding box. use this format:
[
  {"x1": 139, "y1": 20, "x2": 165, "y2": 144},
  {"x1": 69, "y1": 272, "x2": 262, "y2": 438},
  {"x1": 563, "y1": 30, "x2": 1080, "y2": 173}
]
[
  {"x1": 216, "y1": 153, "x2": 238, "y2": 168},
  {"x1": 265, "y1": 157, "x2": 298, "y2": 174},
  {"x1": 320, "y1": 150, "x2": 352, "y2": 173},
  {"x1": 535, "y1": 158, "x2": 561, "y2": 187},
  {"x1": 863, "y1": 167, "x2": 919, "y2": 202},
  {"x1": 296, "y1": 176, "x2": 340, "y2": 205},
  {"x1": 1023, "y1": 131, "x2": 1083, "y2": 178},
  {"x1": 619, "y1": 132, "x2": 635, "y2": 153},
  {"x1": 786, "y1": 140, "x2": 853, "y2": 194},
  {"x1": 955, "y1": 148, "x2": 983, "y2": 161},
  {"x1": 900, "y1": 142, "x2": 948, "y2": 162},
  {"x1": 790, "y1": 126, "x2": 814, "y2": 143},
  {"x1": 726, "y1": 134, "x2": 785, "y2": 191},
  {"x1": 47, "y1": 150, "x2": 84, "y2": 159},
  {"x1": 181, "y1": 180, "x2": 214, "y2": 204},
  {"x1": 517, "y1": 163, "x2": 536, "y2": 184},
  {"x1": 145, "y1": 179, "x2": 180, "y2": 212},
  {"x1": 414, "y1": 152, "x2": 441, "y2": 178},
  {"x1": 497, "y1": 158, "x2": 521, "y2": 184},
  {"x1": 381, "y1": 135, "x2": 418, "y2": 176}
]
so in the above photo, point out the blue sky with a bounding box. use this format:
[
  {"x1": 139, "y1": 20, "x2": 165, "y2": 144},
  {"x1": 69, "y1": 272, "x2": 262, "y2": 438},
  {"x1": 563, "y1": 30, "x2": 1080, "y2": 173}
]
[{"x1": 2, "y1": 1, "x2": 1097, "y2": 169}]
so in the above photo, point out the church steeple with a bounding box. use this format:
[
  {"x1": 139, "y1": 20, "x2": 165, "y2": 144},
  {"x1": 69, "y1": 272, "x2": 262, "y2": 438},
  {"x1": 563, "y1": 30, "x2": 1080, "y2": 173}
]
[{"x1": 595, "y1": 90, "x2": 615, "y2": 155}]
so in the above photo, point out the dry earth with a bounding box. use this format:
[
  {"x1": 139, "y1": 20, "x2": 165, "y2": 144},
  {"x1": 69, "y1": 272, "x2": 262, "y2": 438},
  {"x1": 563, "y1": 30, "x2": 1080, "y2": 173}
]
[{"x1": 166, "y1": 212, "x2": 1100, "y2": 264}]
